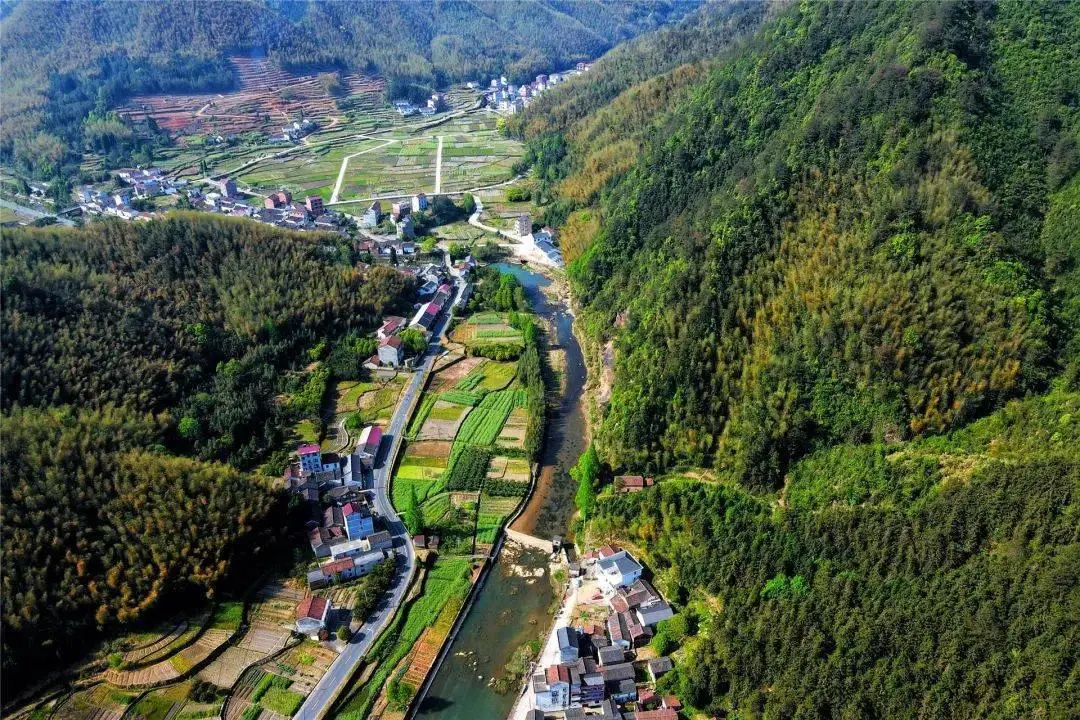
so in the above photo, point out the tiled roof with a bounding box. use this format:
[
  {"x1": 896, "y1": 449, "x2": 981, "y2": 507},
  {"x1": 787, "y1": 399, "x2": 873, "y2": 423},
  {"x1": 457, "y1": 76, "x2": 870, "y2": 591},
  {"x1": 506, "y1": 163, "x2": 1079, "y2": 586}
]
[
  {"x1": 322, "y1": 558, "x2": 354, "y2": 575},
  {"x1": 598, "y1": 544, "x2": 622, "y2": 558},
  {"x1": 296, "y1": 595, "x2": 329, "y2": 620}
]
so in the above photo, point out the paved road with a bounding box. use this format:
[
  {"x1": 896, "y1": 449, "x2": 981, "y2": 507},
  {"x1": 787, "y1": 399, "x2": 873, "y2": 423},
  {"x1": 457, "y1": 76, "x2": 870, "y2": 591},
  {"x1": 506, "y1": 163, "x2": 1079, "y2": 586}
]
[
  {"x1": 330, "y1": 137, "x2": 398, "y2": 204},
  {"x1": 294, "y1": 280, "x2": 465, "y2": 720},
  {"x1": 327, "y1": 173, "x2": 523, "y2": 207},
  {"x1": 434, "y1": 136, "x2": 444, "y2": 195},
  {"x1": 0, "y1": 197, "x2": 76, "y2": 226}
]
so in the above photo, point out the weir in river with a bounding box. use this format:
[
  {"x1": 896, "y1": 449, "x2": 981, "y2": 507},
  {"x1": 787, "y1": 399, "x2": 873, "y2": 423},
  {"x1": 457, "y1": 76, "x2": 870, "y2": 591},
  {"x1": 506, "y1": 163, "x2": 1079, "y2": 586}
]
[{"x1": 413, "y1": 262, "x2": 589, "y2": 719}]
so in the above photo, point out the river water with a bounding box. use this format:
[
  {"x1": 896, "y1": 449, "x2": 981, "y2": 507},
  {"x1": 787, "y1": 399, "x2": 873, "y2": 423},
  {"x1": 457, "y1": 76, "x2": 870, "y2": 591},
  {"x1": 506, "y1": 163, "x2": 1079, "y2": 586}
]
[{"x1": 414, "y1": 262, "x2": 588, "y2": 719}]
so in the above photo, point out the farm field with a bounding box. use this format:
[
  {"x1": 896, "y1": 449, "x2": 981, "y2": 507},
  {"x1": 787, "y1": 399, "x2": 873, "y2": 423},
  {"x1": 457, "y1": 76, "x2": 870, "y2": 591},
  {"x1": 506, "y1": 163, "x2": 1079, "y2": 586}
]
[
  {"x1": 235, "y1": 111, "x2": 521, "y2": 205},
  {"x1": 103, "y1": 50, "x2": 525, "y2": 205},
  {"x1": 331, "y1": 557, "x2": 474, "y2": 720},
  {"x1": 390, "y1": 330, "x2": 532, "y2": 557},
  {"x1": 450, "y1": 313, "x2": 525, "y2": 349}
]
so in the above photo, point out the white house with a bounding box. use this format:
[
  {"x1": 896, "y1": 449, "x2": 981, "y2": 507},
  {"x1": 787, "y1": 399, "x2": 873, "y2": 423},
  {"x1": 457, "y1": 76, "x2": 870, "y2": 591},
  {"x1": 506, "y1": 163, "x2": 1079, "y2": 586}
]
[
  {"x1": 596, "y1": 546, "x2": 643, "y2": 592},
  {"x1": 294, "y1": 596, "x2": 330, "y2": 638},
  {"x1": 357, "y1": 425, "x2": 383, "y2": 469}
]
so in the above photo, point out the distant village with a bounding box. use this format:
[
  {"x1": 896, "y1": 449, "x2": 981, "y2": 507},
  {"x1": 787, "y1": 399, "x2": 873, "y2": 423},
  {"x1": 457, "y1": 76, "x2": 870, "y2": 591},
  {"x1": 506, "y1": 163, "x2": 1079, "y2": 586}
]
[
  {"x1": 75, "y1": 167, "x2": 353, "y2": 235},
  {"x1": 478, "y1": 61, "x2": 592, "y2": 115},
  {"x1": 392, "y1": 91, "x2": 448, "y2": 117},
  {"x1": 520, "y1": 541, "x2": 681, "y2": 720}
]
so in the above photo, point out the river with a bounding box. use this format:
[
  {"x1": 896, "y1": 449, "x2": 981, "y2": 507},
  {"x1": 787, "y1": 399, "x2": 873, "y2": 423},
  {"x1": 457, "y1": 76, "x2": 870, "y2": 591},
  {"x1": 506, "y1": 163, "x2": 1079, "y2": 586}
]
[{"x1": 414, "y1": 261, "x2": 589, "y2": 719}]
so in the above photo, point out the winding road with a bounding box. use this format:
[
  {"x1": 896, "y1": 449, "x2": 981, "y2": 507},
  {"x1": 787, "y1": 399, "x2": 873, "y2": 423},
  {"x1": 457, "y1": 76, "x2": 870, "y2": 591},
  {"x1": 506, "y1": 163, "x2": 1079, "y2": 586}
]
[{"x1": 294, "y1": 279, "x2": 466, "y2": 720}]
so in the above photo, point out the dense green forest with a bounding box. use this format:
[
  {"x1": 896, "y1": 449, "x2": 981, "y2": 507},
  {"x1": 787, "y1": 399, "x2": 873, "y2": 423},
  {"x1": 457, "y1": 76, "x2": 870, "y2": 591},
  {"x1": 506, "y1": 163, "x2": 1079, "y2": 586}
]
[
  {"x1": 520, "y1": 0, "x2": 1080, "y2": 487},
  {"x1": 2, "y1": 214, "x2": 410, "y2": 465},
  {"x1": 511, "y1": 0, "x2": 1080, "y2": 716},
  {"x1": 0, "y1": 406, "x2": 286, "y2": 697},
  {"x1": 594, "y1": 390, "x2": 1079, "y2": 718},
  {"x1": 0, "y1": 0, "x2": 700, "y2": 178},
  {"x1": 0, "y1": 215, "x2": 412, "y2": 694}
]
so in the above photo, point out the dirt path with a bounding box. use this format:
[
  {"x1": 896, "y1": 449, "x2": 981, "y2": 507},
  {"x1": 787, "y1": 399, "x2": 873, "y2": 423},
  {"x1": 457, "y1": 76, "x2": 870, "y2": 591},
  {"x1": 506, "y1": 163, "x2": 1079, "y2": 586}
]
[{"x1": 330, "y1": 137, "x2": 398, "y2": 203}]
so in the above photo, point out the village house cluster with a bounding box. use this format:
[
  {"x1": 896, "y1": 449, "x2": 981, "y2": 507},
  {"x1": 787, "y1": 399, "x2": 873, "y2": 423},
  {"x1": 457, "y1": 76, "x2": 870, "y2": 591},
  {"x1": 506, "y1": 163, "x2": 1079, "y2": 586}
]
[
  {"x1": 77, "y1": 167, "x2": 189, "y2": 220},
  {"x1": 484, "y1": 62, "x2": 591, "y2": 115},
  {"x1": 368, "y1": 268, "x2": 471, "y2": 369},
  {"x1": 357, "y1": 191, "x2": 435, "y2": 241},
  {"x1": 192, "y1": 177, "x2": 348, "y2": 233},
  {"x1": 528, "y1": 545, "x2": 679, "y2": 720},
  {"x1": 512, "y1": 212, "x2": 564, "y2": 267},
  {"x1": 75, "y1": 166, "x2": 350, "y2": 235},
  {"x1": 280, "y1": 117, "x2": 317, "y2": 142},
  {"x1": 393, "y1": 92, "x2": 447, "y2": 117},
  {"x1": 284, "y1": 430, "x2": 393, "y2": 638}
]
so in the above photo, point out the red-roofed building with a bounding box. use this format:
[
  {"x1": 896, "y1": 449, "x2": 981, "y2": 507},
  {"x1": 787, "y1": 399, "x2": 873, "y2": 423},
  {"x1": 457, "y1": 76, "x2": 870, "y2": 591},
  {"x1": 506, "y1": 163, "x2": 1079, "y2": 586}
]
[
  {"x1": 615, "y1": 475, "x2": 655, "y2": 493},
  {"x1": 638, "y1": 687, "x2": 659, "y2": 708},
  {"x1": 295, "y1": 596, "x2": 330, "y2": 637},
  {"x1": 298, "y1": 443, "x2": 323, "y2": 473},
  {"x1": 634, "y1": 711, "x2": 678, "y2": 720},
  {"x1": 662, "y1": 695, "x2": 682, "y2": 710},
  {"x1": 598, "y1": 545, "x2": 622, "y2": 559},
  {"x1": 378, "y1": 316, "x2": 406, "y2": 341}
]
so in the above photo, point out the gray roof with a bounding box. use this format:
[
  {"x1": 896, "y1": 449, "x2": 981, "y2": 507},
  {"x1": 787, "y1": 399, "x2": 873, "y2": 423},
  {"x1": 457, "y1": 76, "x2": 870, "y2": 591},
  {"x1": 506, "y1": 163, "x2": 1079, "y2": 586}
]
[
  {"x1": 600, "y1": 662, "x2": 635, "y2": 682},
  {"x1": 647, "y1": 656, "x2": 674, "y2": 675},
  {"x1": 601, "y1": 699, "x2": 623, "y2": 719},
  {"x1": 582, "y1": 672, "x2": 605, "y2": 687},
  {"x1": 557, "y1": 626, "x2": 578, "y2": 650},
  {"x1": 598, "y1": 645, "x2": 625, "y2": 664},
  {"x1": 637, "y1": 602, "x2": 675, "y2": 626}
]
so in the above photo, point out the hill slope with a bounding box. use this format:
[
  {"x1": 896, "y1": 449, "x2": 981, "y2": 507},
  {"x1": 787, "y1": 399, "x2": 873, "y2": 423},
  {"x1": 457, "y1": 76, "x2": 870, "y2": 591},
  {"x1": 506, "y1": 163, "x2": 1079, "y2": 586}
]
[
  {"x1": 0, "y1": 0, "x2": 701, "y2": 177},
  {"x1": 0, "y1": 215, "x2": 411, "y2": 694},
  {"x1": 520, "y1": 2, "x2": 1080, "y2": 715},
  {"x1": 529, "y1": 0, "x2": 1080, "y2": 486},
  {"x1": 596, "y1": 389, "x2": 1079, "y2": 717}
]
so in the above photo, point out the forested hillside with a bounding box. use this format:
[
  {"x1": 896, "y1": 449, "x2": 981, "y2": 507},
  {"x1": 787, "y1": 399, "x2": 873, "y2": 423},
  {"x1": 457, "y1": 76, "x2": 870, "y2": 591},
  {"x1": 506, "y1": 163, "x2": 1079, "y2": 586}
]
[
  {"x1": 0, "y1": 0, "x2": 700, "y2": 179},
  {"x1": 516, "y1": 1, "x2": 1080, "y2": 716},
  {"x1": 524, "y1": 0, "x2": 1080, "y2": 486},
  {"x1": 2, "y1": 214, "x2": 410, "y2": 465},
  {"x1": 508, "y1": 0, "x2": 776, "y2": 258},
  {"x1": 0, "y1": 215, "x2": 411, "y2": 694},
  {"x1": 594, "y1": 390, "x2": 1079, "y2": 717},
  {"x1": 1, "y1": 407, "x2": 284, "y2": 697}
]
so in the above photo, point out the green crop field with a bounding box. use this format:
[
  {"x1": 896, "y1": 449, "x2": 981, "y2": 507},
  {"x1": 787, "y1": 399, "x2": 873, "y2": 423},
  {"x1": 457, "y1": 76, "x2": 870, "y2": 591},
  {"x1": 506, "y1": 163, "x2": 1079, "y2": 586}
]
[
  {"x1": 470, "y1": 312, "x2": 505, "y2": 325},
  {"x1": 334, "y1": 557, "x2": 472, "y2": 720},
  {"x1": 421, "y1": 493, "x2": 451, "y2": 524},
  {"x1": 452, "y1": 389, "x2": 518, "y2": 452},
  {"x1": 439, "y1": 389, "x2": 481, "y2": 406},
  {"x1": 427, "y1": 401, "x2": 470, "y2": 422},
  {"x1": 260, "y1": 687, "x2": 303, "y2": 716}
]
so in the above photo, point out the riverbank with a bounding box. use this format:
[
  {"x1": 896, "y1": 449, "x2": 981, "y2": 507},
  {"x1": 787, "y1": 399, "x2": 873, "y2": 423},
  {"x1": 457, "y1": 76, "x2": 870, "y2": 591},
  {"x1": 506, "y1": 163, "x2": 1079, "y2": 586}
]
[
  {"x1": 505, "y1": 576, "x2": 578, "y2": 720},
  {"x1": 410, "y1": 260, "x2": 590, "y2": 718}
]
